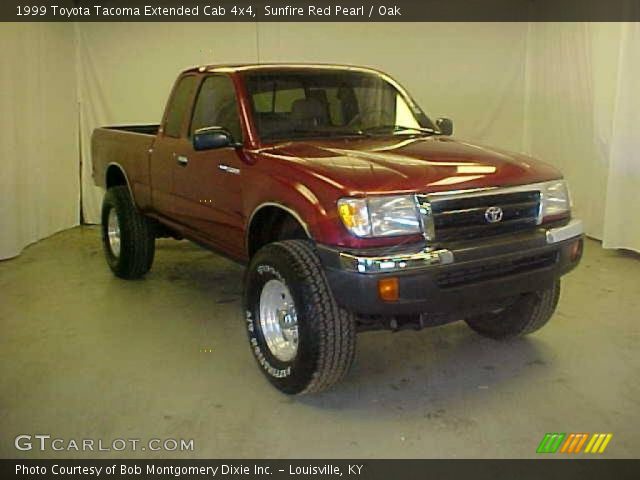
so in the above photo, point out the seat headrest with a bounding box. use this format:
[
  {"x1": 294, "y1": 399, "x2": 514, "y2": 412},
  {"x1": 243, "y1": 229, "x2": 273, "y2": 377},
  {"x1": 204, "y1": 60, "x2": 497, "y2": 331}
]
[{"x1": 291, "y1": 97, "x2": 326, "y2": 123}]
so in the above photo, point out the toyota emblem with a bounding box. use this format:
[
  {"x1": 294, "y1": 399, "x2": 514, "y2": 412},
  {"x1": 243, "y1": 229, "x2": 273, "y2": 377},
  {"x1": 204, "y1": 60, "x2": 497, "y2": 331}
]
[{"x1": 484, "y1": 206, "x2": 503, "y2": 223}]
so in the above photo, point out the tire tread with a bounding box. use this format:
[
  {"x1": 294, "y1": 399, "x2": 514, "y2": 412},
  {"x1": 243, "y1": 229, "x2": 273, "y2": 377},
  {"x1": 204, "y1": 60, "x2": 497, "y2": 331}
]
[
  {"x1": 465, "y1": 282, "x2": 560, "y2": 340},
  {"x1": 102, "y1": 186, "x2": 155, "y2": 279},
  {"x1": 249, "y1": 240, "x2": 356, "y2": 394}
]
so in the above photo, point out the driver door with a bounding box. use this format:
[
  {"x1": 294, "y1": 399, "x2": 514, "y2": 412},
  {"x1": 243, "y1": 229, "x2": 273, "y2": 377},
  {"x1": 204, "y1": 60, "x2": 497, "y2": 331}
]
[{"x1": 172, "y1": 74, "x2": 245, "y2": 257}]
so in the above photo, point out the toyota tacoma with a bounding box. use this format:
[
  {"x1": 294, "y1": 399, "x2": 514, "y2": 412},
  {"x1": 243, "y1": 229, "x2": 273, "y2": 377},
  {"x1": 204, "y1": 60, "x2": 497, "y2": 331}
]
[{"x1": 92, "y1": 64, "x2": 583, "y2": 394}]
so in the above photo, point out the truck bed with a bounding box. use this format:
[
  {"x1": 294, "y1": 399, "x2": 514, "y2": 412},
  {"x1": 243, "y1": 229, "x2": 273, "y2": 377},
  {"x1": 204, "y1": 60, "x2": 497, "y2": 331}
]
[
  {"x1": 91, "y1": 125, "x2": 158, "y2": 209},
  {"x1": 104, "y1": 124, "x2": 159, "y2": 136}
]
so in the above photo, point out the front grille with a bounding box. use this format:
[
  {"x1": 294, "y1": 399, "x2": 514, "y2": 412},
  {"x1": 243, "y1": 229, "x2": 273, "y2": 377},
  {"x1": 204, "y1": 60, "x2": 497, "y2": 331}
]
[
  {"x1": 436, "y1": 250, "x2": 558, "y2": 288},
  {"x1": 418, "y1": 190, "x2": 541, "y2": 242}
]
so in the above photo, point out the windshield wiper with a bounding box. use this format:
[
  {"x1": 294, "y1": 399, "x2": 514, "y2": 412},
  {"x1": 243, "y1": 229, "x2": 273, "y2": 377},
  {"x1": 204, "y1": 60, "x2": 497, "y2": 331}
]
[
  {"x1": 324, "y1": 129, "x2": 371, "y2": 138},
  {"x1": 290, "y1": 128, "x2": 371, "y2": 138},
  {"x1": 362, "y1": 125, "x2": 436, "y2": 135}
]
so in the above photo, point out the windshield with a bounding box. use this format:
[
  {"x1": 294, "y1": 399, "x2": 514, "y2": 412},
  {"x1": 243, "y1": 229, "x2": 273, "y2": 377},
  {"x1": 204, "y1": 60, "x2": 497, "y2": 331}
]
[{"x1": 242, "y1": 69, "x2": 434, "y2": 142}]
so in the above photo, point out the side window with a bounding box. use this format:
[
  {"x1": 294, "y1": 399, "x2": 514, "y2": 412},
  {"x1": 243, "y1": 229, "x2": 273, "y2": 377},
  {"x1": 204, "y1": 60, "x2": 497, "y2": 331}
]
[
  {"x1": 190, "y1": 75, "x2": 243, "y2": 142},
  {"x1": 164, "y1": 76, "x2": 198, "y2": 138}
]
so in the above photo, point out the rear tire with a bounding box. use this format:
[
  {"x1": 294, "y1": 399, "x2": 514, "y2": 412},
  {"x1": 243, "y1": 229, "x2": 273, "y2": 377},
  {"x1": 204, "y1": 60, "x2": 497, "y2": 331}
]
[
  {"x1": 243, "y1": 240, "x2": 356, "y2": 394},
  {"x1": 101, "y1": 186, "x2": 155, "y2": 279},
  {"x1": 465, "y1": 281, "x2": 560, "y2": 340}
]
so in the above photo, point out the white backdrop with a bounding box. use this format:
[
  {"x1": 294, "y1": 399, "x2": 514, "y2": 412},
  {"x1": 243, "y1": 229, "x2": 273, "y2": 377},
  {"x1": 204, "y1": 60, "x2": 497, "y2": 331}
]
[
  {"x1": 2, "y1": 22, "x2": 638, "y2": 260},
  {"x1": 603, "y1": 22, "x2": 640, "y2": 251},
  {"x1": 522, "y1": 22, "x2": 639, "y2": 249},
  {"x1": 0, "y1": 23, "x2": 79, "y2": 260}
]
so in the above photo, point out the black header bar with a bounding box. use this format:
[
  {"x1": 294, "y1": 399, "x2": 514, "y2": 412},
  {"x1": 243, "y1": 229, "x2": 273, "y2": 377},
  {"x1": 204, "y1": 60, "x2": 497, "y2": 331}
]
[{"x1": 1, "y1": 0, "x2": 639, "y2": 22}]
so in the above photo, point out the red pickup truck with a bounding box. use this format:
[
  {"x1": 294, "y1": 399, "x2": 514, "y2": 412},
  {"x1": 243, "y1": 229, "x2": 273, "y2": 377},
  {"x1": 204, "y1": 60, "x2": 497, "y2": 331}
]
[{"x1": 92, "y1": 64, "x2": 583, "y2": 394}]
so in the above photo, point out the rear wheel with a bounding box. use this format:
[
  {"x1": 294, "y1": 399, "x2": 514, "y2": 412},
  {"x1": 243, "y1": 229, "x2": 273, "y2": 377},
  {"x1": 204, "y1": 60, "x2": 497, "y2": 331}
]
[
  {"x1": 244, "y1": 240, "x2": 356, "y2": 394},
  {"x1": 101, "y1": 186, "x2": 155, "y2": 279},
  {"x1": 465, "y1": 281, "x2": 561, "y2": 339}
]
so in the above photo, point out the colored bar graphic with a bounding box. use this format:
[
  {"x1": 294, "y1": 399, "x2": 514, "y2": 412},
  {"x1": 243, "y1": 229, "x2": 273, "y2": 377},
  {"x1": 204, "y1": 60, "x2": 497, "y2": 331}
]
[{"x1": 538, "y1": 433, "x2": 612, "y2": 454}]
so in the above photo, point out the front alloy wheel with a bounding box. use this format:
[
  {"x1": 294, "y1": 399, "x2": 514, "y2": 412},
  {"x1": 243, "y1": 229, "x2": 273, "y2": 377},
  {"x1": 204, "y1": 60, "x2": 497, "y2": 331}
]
[
  {"x1": 244, "y1": 240, "x2": 356, "y2": 395},
  {"x1": 259, "y1": 279, "x2": 299, "y2": 362}
]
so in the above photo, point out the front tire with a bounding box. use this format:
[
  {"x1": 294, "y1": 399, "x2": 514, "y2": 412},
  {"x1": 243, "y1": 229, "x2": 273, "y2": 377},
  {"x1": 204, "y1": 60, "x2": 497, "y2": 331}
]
[
  {"x1": 244, "y1": 240, "x2": 356, "y2": 394},
  {"x1": 101, "y1": 186, "x2": 155, "y2": 279},
  {"x1": 465, "y1": 281, "x2": 561, "y2": 340}
]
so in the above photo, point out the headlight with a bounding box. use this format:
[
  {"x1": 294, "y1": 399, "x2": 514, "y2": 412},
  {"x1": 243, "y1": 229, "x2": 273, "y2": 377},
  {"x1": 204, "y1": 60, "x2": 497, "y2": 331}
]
[
  {"x1": 337, "y1": 195, "x2": 422, "y2": 237},
  {"x1": 540, "y1": 180, "x2": 571, "y2": 221}
]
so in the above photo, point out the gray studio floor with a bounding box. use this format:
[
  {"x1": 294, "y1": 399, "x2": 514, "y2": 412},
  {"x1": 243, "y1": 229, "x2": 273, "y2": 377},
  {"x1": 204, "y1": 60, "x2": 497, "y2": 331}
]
[{"x1": 1, "y1": 226, "x2": 638, "y2": 458}]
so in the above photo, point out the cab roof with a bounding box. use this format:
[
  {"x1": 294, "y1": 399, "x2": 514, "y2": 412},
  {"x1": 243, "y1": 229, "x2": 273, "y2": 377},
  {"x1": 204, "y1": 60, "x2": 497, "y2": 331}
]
[{"x1": 182, "y1": 63, "x2": 386, "y2": 75}]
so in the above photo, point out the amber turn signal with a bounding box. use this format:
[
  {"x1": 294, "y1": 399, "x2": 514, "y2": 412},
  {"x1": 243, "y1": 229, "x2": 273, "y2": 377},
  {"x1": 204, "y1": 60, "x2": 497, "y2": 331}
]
[
  {"x1": 570, "y1": 239, "x2": 583, "y2": 261},
  {"x1": 378, "y1": 277, "x2": 399, "y2": 302}
]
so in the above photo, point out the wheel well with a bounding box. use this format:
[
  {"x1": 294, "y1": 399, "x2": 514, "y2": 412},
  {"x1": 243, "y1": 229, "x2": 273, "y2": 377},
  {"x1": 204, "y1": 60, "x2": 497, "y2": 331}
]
[
  {"x1": 247, "y1": 206, "x2": 309, "y2": 258},
  {"x1": 106, "y1": 165, "x2": 127, "y2": 189}
]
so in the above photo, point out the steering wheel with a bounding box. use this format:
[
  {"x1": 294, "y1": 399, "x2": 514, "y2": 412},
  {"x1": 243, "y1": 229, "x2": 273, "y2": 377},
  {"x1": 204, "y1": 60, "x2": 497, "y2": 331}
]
[{"x1": 346, "y1": 108, "x2": 387, "y2": 128}]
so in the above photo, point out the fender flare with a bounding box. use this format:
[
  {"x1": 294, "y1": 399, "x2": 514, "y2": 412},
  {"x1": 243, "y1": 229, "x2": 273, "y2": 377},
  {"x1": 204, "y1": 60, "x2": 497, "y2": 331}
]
[
  {"x1": 245, "y1": 202, "x2": 313, "y2": 254},
  {"x1": 105, "y1": 162, "x2": 136, "y2": 202}
]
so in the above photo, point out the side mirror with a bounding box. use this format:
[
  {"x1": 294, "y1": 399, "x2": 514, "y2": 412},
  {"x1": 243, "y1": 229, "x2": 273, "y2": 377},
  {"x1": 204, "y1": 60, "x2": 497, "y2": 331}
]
[
  {"x1": 193, "y1": 127, "x2": 237, "y2": 151},
  {"x1": 436, "y1": 118, "x2": 453, "y2": 136}
]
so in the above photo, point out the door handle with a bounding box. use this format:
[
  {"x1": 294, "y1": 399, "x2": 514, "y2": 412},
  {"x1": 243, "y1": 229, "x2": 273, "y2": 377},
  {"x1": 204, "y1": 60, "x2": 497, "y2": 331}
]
[{"x1": 176, "y1": 155, "x2": 189, "y2": 166}]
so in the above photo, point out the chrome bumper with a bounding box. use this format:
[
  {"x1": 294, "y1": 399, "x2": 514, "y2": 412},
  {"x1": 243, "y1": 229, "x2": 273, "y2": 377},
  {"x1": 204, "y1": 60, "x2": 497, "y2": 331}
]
[
  {"x1": 546, "y1": 219, "x2": 583, "y2": 244},
  {"x1": 338, "y1": 219, "x2": 583, "y2": 274},
  {"x1": 339, "y1": 248, "x2": 454, "y2": 274}
]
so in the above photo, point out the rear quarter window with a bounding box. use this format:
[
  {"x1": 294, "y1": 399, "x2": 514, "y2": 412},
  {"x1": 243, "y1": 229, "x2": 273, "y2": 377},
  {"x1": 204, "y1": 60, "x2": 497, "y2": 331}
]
[{"x1": 164, "y1": 76, "x2": 198, "y2": 138}]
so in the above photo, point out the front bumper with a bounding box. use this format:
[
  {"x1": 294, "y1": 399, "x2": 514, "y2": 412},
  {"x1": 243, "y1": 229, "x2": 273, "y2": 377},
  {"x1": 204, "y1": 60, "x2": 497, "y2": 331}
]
[{"x1": 317, "y1": 219, "x2": 584, "y2": 316}]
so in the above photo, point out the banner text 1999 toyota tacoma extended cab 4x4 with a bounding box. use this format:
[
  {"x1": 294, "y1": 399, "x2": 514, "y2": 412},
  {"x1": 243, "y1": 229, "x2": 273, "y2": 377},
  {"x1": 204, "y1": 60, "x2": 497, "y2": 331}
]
[{"x1": 92, "y1": 64, "x2": 583, "y2": 394}]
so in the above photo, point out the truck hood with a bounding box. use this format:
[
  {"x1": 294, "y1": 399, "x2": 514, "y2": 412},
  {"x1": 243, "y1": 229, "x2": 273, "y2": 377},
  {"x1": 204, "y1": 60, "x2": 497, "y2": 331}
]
[{"x1": 258, "y1": 136, "x2": 562, "y2": 195}]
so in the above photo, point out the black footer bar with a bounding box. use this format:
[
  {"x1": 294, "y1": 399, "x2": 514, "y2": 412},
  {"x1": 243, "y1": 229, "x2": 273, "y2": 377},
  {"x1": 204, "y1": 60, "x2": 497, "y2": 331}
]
[{"x1": 3, "y1": 459, "x2": 640, "y2": 480}]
